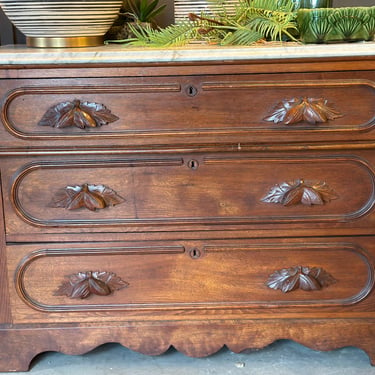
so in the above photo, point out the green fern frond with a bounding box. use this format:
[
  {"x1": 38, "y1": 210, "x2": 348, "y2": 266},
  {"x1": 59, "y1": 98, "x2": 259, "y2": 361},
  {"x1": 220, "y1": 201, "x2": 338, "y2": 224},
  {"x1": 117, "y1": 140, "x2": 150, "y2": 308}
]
[
  {"x1": 116, "y1": 0, "x2": 299, "y2": 46},
  {"x1": 126, "y1": 22, "x2": 200, "y2": 46},
  {"x1": 228, "y1": 0, "x2": 298, "y2": 41},
  {"x1": 248, "y1": 0, "x2": 298, "y2": 13},
  {"x1": 246, "y1": 9, "x2": 298, "y2": 41},
  {"x1": 220, "y1": 26, "x2": 262, "y2": 45}
]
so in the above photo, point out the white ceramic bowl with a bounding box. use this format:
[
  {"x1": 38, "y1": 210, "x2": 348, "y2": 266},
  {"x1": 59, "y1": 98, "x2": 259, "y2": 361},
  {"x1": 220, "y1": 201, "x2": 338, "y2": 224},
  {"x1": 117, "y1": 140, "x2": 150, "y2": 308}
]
[{"x1": 0, "y1": 0, "x2": 123, "y2": 47}]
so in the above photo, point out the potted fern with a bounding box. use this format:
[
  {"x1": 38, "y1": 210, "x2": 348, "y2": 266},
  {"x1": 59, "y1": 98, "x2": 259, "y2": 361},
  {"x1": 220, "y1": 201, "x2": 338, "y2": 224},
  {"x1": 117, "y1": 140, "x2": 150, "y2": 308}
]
[
  {"x1": 105, "y1": 0, "x2": 166, "y2": 40},
  {"x1": 119, "y1": 0, "x2": 299, "y2": 46}
]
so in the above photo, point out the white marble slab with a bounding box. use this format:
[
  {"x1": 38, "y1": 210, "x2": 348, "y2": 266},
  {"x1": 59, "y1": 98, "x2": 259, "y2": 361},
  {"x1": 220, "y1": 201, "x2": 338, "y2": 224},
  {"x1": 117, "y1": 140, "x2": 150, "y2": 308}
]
[{"x1": 0, "y1": 42, "x2": 374, "y2": 65}]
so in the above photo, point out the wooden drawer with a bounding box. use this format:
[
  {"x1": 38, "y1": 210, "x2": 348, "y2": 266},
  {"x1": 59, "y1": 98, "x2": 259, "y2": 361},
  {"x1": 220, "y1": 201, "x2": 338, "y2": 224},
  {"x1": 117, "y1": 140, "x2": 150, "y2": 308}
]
[
  {"x1": 0, "y1": 70, "x2": 374, "y2": 149},
  {"x1": 3, "y1": 150, "x2": 375, "y2": 240},
  {"x1": 7, "y1": 237, "x2": 375, "y2": 324}
]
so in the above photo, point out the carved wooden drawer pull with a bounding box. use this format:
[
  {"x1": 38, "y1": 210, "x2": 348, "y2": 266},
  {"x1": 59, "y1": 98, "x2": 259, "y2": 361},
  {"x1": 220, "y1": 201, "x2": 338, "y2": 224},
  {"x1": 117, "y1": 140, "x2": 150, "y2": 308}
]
[
  {"x1": 261, "y1": 179, "x2": 338, "y2": 206},
  {"x1": 264, "y1": 97, "x2": 342, "y2": 125},
  {"x1": 49, "y1": 183, "x2": 125, "y2": 211},
  {"x1": 267, "y1": 266, "x2": 336, "y2": 293},
  {"x1": 38, "y1": 99, "x2": 119, "y2": 129},
  {"x1": 54, "y1": 271, "x2": 129, "y2": 299}
]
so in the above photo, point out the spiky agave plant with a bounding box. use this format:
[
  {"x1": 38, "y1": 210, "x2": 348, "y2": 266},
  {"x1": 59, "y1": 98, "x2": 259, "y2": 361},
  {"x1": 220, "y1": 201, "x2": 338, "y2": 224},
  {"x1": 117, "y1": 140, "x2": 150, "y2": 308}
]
[
  {"x1": 124, "y1": 0, "x2": 167, "y2": 24},
  {"x1": 118, "y1": 0, "x2": 299, "y2": 46}
]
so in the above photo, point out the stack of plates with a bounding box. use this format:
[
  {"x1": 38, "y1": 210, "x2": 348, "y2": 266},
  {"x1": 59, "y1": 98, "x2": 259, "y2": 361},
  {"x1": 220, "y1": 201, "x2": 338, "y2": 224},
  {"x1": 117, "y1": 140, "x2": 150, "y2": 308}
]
[
  {"x1": 174, "y1": 0, "x2": 237, "y2": 23},
  {"x1": 0, "y1": 0, "x2": 123, "y2": 47}
]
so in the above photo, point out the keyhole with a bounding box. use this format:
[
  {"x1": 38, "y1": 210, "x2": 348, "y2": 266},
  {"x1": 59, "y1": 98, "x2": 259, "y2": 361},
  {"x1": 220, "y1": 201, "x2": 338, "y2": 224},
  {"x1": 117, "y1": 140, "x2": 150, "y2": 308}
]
[
  {"x1": 188, "y1": 159, "x2": 199, "y2": 170},
  {"x1": 190, "y1": 248, "x2": 201, "y2": 259},
  {"x1": 186, "y1": 85, "x2": 198, "y2": 97}
]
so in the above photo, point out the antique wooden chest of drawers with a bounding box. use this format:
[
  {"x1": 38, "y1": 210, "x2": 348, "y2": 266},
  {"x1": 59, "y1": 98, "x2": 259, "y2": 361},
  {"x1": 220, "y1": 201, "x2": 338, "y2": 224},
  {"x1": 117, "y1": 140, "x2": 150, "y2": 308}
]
[{"x1": 0, "y1": 43, "x2": 374, "y2": 371}]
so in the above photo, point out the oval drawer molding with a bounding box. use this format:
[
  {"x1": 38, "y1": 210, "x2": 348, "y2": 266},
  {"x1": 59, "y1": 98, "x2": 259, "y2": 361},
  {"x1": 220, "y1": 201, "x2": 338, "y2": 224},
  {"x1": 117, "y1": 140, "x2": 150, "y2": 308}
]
[
  {"x1": 49, "y1": 183, "x2": 125, "y2": 211},
  {"x1": 7, "y1": 155, "x2": 375, "y2": 233},
  {"x1": 261, "y1": 179, "x2": 338, "y2": 206},
  {"x1": 12, "y1": 242, "x2": 374, "y2": 314},
  {"x1": 264, "y1": 97, "x2": 343, "y2": 125},
  {"x1": 1, "y1": 79, "x2": 373, "y2": 145},
  {"x1": 38, "y1": 99, "x2": 119, "y2": 129},
  {"x1": 1, "y1": 84, "x2": 181, "y2": 140},
  {"x1": 54, "y1": 271, "x2": 129, "y2": 299},
  {"x1": 266, "y1": 266, "x2": 337, "y2": 293}
]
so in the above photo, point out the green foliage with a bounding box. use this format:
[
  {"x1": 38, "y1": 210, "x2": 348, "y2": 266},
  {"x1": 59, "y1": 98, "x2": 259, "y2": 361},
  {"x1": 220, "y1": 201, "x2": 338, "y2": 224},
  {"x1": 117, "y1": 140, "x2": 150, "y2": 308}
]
[
  {"x1": 126, "y1": 22, "x2": 201, "y2": 46},
  {"x1": 119, "y1": 0, "x2": 299, "y2": 46},
  {"x1": 123, "y1": 0, "x2": 166, "y2": 23},
  {"x1": 243, "y1": 1, "x2": 298, "y2": 41},
  {"x1": 220, "y1": 25, "x2": 263, "y2": 46}
]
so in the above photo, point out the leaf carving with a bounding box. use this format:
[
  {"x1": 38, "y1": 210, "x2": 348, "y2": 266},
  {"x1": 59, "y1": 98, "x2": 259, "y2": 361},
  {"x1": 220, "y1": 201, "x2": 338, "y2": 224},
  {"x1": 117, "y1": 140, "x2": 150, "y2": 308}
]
[
  {"x1": 49, "y1": 183, "x2": 125, "y2": 211},
  {"x1": 264, "y1": 97, "x2": 342, "y2": 125},
  {"x1": 54, "y1": 271, "x2": 129, "y2": 299},
  {"x1": 266, "y1": 266, "x2": 337, "y2": 293},
  {"x1": 38, "y1": 99, "x2": 119, "y2": 129},
  {"x1": 261, "y1": 179, "x2": 338, "y2": 206}
]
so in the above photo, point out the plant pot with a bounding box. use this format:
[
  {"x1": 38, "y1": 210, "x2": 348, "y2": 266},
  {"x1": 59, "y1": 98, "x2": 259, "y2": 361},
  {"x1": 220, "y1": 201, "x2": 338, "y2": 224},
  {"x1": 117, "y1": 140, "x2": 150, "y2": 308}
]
[
  {"x1": 297, "y1": 8, "x2": 333, "y2": 43},
  {"x1": 297, "y1": 6, "x2": 375, "y2": 43},
  {"x1": 0, "y1": 0, "x2": 123, "y2": 47},
  {"x1": 105, "y1": 20, "x2": 152, "y2": 40},
  {"x1": 294, "y1": 0, "x2": 332, "y2": 8}
]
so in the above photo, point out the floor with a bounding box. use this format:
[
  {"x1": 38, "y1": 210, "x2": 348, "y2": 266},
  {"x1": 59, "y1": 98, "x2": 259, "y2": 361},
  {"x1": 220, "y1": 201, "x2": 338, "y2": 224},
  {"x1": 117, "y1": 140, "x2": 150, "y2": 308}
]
[{"x1": 6, "y1": 340, "x2": 375, "y2": 375}]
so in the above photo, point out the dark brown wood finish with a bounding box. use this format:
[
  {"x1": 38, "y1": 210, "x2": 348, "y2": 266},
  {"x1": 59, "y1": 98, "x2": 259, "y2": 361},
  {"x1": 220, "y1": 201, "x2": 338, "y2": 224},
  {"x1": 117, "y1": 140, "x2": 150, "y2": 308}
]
[
  {"x1": 1, "y1": 70, "x2": 375, "y2": 149},
  {"x1": 0, "y1": 176, "x2": 11, "y2": 325},
  {"x1": 1, "y1": 319, "x2": 375, "y2": 372},
  {"x1": 0, "y1": 51, "x2": 375, "y2": 371},
  {"x1": 2, "y1": 150, "x2": 375, "y2": 239}
]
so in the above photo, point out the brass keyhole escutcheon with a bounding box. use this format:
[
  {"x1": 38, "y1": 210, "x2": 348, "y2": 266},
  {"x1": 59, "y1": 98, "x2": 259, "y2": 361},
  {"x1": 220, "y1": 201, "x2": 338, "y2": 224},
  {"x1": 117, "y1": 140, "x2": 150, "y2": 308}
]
[
  {"x1": 186, "y1": 85, "x2": 198, "y2": 97},
  {"x1": 190, "y1": 248, "x2": 202, "y2": 259},
  {"x1": 188, "y1": 159, "x2": 199, "y2": 170}
]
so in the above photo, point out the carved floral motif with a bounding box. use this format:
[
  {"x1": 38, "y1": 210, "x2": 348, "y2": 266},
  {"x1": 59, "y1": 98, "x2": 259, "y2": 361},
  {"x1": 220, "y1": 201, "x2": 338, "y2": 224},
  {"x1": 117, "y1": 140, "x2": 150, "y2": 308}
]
[
  {"x1": 264, "y1": 97, "x2": 342, "y2": 125},
  {"x1": 54, "y1": 271, "x2": 129, "y2": 299},
  {"x1": 38, "y1": 99, "x2": 119, "y2": 129},
  {"x1": 267, "y1": 266, "x2": 336, "y2": 293},
  {"x1": 49, "y1": 183, "x2": 125, "y2": 211},
  {"x1": 261, "y1": 179, "x2": 338, "y2": 206}
]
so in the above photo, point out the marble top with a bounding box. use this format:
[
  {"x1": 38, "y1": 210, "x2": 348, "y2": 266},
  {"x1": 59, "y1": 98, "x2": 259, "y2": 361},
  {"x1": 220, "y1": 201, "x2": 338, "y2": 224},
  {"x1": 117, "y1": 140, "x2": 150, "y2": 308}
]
[{"x1": 0, "y1": 42, "x2": 374, "y2": 65}]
